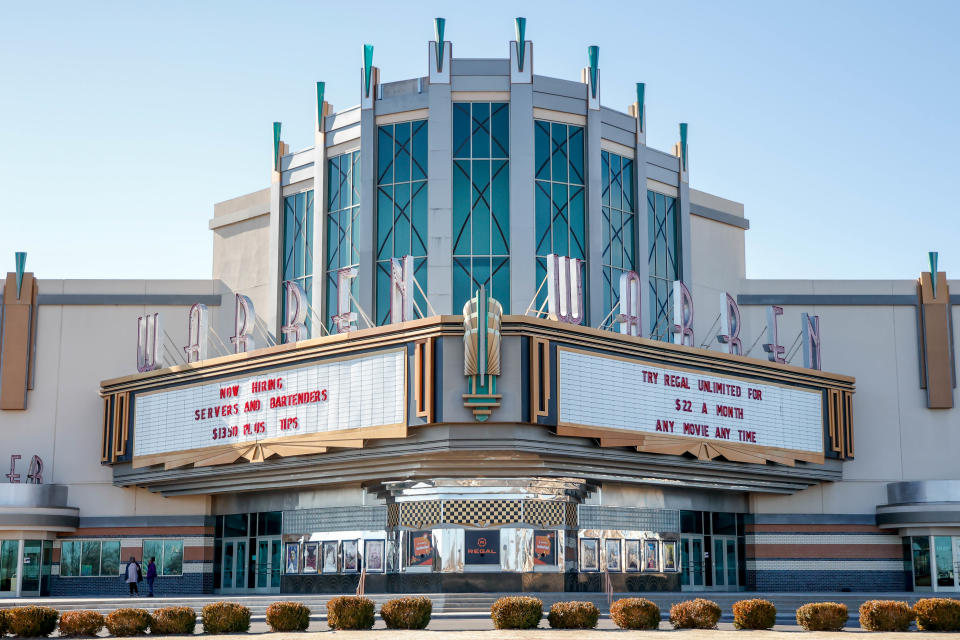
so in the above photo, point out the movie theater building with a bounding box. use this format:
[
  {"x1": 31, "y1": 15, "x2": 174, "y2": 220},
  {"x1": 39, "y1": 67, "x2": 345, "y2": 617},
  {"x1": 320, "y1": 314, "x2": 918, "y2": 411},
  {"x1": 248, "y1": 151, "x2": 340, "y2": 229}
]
[{"x1": 1, "y1": 21, "x2": 958, "y2": 598}]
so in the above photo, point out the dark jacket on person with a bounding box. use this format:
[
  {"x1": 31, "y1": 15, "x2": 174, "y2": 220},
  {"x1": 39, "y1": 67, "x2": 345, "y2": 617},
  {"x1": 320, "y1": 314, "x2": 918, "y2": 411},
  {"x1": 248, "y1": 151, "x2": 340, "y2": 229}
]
[{"x1": 146, "y1": 562, "x2": 157, "y2": 580}]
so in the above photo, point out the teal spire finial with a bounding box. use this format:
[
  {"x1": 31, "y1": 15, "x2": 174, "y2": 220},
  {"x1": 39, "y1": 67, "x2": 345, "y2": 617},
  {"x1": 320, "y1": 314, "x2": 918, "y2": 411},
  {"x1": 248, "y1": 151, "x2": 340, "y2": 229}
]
[
  {"x1": 14, "y1": 251, "x2": 26, "y2": 300},
  {"x1": 363, "y1": 44, "x2": 374, "y2": 96},
  {"x1": 434, "y1": 18, "x2": 446, "y2": 72},
  {"x1": 515, "y1": 17, "x2": 527, "y2": 71},
  {"x1": 272, "y1": 122, "x2": 281, "y2": 171},
  {"x1": 930, "y1": 251, "x2": 939, "y2": 299},
  {"x1": 315, "y1": 82, "x2": 325, "y2": 132},
  {"x1": 679, "y1": 122, "x2": 688, "y2": 171},
  {"x1": 636, "y1": 82, "x2": 646, "y2": 131},
  {"x1": 587, "y1": 46, "x2": 599, "y2": 99}
]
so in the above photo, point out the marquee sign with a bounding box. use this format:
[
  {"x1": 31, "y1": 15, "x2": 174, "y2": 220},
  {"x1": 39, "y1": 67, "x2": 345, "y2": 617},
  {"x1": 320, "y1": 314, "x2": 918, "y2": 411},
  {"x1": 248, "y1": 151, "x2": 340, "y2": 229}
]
[
  {"x1": 131, "y1": 349, "x2": 405, "y2": 467},
  {"x1": 557, "y1": 347, "x2": 825, "y2": 464}
]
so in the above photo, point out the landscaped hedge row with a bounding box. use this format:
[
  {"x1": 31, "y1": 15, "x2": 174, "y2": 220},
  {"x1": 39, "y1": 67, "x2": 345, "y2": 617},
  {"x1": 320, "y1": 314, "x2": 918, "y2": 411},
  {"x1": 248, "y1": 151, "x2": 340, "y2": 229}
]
[
  {"x1": 488, "y1": 596, "x2": 960, "y2": 632},
  {"x1": 1, "y1": 596, "x2": 958, "y2": 634}
]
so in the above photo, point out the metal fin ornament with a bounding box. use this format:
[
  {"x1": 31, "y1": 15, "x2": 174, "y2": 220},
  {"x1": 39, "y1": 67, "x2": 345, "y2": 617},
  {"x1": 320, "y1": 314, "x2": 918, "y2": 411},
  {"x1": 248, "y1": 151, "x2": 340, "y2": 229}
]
[
  {"x1": 462, "y1": 285, "x2": 503, "y2": 421},
  {"x1": 515, "y1": 17, "x2": 527, "y2": 71},
  {"x1": 14, "y1": 251, "x2": 26, "y2": 300},
  {"x1": 363, "y1": 44, "x2": 374, "y2": 96},
  {"x1": 930, "y1": 251, "x2": 939, "y2": 299},
  {"x1": 434, "y1": 18, "x2": 445, "y2": 73},
  {"x1": 587, "y1": 46, "x2": 599, "y2": 99},
  {"x1": 636, "y1": 83, "x2": 646, "y2": 132},
  {"x1": 315, "y1": 82, "x2": 325, "y2": 132},
  {"x1": 679, "y1": 122, "x2": 688, "y2": 172},
  {"x1": 272, "y1": 122, "x2": 281, "y2": 171}
]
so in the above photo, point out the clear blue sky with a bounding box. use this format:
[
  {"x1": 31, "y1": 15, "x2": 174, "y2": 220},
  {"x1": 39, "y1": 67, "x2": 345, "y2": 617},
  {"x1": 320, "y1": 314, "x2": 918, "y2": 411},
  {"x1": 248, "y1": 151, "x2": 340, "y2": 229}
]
[{"x1": 1, "y1": 1, "x2": 957, "y2": 281}]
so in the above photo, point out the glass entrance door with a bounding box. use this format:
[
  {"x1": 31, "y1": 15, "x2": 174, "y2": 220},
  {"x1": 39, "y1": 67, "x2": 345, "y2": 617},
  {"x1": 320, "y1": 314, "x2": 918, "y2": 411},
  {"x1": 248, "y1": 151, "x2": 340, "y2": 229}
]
[
  {"x1": 933, "y1": 536, "x2": 959, "y2": 591},
  {"x1": 254, "y1": 538, "x2": 281, "y2": 593},
  {"x1": 680, "y1": 536, "x2": 704, "y2": 589},
  {"x1": 20, "y1": 541, "x2": 42, "y2": 595},
  {"x1": 712, "y1": 536, "x2": 738, "y2": 590},
  {"x1": 0, "y1": 540, "x2": 19, "y2": 596},
  {"x1": 220, "y1": 539, "x2": 247, "y2": 593}
]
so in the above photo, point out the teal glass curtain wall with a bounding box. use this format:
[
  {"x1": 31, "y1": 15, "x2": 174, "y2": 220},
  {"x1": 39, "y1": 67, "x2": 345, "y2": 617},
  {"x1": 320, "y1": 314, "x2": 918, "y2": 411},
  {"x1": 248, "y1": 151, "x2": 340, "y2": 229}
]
[
  {"x1": 281, "y1": 190, "x2": 314, "y2": 336},
  {"x1": 534, "y1": 121, "x2": 586, "y2": 315},
  {"x1": 452, "y1": 102, "x2": 510, "y2": 313},
  {"x1": 325, "y1": 151, "x2": 361, "y2": 331},
  {"x1": 600, "y1": 150, "x2": 635, "y2": 328},
  {"x1": 375, "y1": 120, "x2": 428, "y2": 325},
  {"x1": 647, "y1": 190, "x2": 680, "y2": 341}
]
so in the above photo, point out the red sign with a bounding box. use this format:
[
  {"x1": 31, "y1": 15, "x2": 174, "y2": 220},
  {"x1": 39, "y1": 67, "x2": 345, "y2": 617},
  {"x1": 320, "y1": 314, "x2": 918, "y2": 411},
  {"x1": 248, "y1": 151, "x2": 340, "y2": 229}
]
[
  {"x1": 535, "y1": 535, "x2": 552, "y2": 555},
  {"x1": 413, "y1": 535, "x2": 431, "y2": 556},
  {"x1": 533, "y1": 530, "x2": 556, "y2": 566}
]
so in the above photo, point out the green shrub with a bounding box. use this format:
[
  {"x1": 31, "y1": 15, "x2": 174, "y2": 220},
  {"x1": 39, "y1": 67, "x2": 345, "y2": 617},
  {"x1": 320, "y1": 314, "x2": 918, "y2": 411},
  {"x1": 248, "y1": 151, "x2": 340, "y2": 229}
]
[
  {"x1": 610, "y1": 597, "x2": 660, "y2": 630},
  {"x1": 104, "y1": 609, "x2": 151, "y2": 637},
  {"x1": 733, "y1": 598, "x2": 777, "y2": 630},
  {"x1": 670, "y1": 598, "x2": 721, "y2": 629},
  {"x1": 547, "y1": 601, "x2": 599, "y2": 629},
  {"x1": 380, "y1": 597, "x2": 432, "y2": 630},
  {"x1": 913, "y1": 598, "x2": 960, "y2": 631},
  {"x1": 326, "y1": 596, "x2": 375, "y2": 631},
  {"x1": 57, "y1": 610, "x2": 105, "y2": 637},
  {"x1": 149, "y1": 606, "x2": 197, "y2": 635},
  {"x1": 490, "y1": 596, "x2": 542, "y2": 630},
  {"x1": 265, "y1": 601, "x2": 310, "y2": 632},
  {"x1": 858, "y1": 600, "x2": 913, "y2": 632},
  {"x1": 201, "y1": 602, "x2": 251, "y2": 634},
  {"x1": 5, "y1": 606, "x2": 60, "y2": 638},
  {"x1": 795, "y1": 602, "x2": 847, "y2": 631}
]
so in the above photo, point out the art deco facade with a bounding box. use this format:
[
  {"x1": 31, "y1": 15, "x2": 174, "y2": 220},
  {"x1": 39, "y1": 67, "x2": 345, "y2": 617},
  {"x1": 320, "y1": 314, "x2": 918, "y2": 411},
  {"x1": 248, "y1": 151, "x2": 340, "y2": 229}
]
[{"x1": 0, "y1": 20, "x2": 957, "y2": 597}]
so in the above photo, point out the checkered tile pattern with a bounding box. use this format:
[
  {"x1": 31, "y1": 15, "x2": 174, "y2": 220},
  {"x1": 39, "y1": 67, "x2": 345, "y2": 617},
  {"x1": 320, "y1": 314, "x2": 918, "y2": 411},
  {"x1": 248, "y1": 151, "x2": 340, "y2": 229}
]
[
  {"x1": 565, "y1": 502, "x2": 579, "y2": 527},
  {"x1": 444, "y1": 500, "x2": 522, "y2": 527},
  {"x1": 387, "y1": 503, "x2": 400, "y2": 528},
  {"x1": 399, "y1": 500, "x2": 442, "y2": 528},
  {"x1": 523, "y1": 500, "x2": 564, "y2": 526}
]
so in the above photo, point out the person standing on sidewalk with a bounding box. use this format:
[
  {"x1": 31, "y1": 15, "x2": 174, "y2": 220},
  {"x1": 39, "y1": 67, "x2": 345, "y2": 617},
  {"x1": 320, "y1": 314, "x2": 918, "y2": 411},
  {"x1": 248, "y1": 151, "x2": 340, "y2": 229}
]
[
  {"x1": 125, "y1": 556, "x2": 141, "y2": 596},
  {"x1": 146, "y1": 557, "x2": 157, "y2": 597}
]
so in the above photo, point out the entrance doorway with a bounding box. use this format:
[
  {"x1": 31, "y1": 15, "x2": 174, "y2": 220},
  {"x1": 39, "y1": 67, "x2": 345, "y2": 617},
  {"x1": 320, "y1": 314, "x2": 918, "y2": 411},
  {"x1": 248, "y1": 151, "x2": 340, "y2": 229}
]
[
  {"x1": 680, "y1": 535, "x2": 705, "y2": 588},
  {"x1": 711, "y1": 536, "x2": 738, "y2": 590},
  {"x1": 253, "y1": 538, "x2": 281, "y2": 593},
  {"x1": 220, "y1": 539, "x2": 248, "y2": 593},
  {"x1": 0, "y1": 539, "x2": 51, "y2": 598},
  {"x1": 680, "y1": 510, "x2": 745, "y2": 591},
  {"x1": 214, "y1": 512, "x2": 282, "y2": 594},
  {"x1": 911, "y1": 535, "x2": 960, "y2": 591}
]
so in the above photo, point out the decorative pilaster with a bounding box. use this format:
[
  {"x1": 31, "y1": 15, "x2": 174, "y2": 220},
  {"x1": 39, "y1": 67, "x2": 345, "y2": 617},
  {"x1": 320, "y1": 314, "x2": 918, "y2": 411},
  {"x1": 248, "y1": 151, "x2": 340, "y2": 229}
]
[
  {"x1": 0, "y1": 252, "x2": 38, "y2": 410},
  {"x1": 585, "y1": 47, "x2": 603, "y2": 325},
  {"x1": 509, "y1": 18, "x2": 535, "y2": 314},
  {"x1": 427, "y1": 22, "x2": 453, "y2": 313},
  {"x1": 510, "y1": 17, "x2": 532, "y2": 83},
  {"x1": 630, "y1": 83, "x2": 650, "y2": 337},
  {"x1": 358, "y1": 45, "x2": 378, "y2": 317},
  {"x1": 361, "y1": 44, "x2": 378, "y2": 110},
  {"x1": 582, "y1": 45, "x2": 600, "y2": 111},
  {"x1": 917, "y1": 251, "x2": 955, "y2": 409},
  {"x1": 674, "y1": 122, "x2": 693, "y2": 288},
  {"x1": 429, "y1": 18, "x2": 451, "y2": 84},
  {"x1": 312, "y1": 82, "x2": 332, "y2": 329},
  {"x1": 266, "y1": 122, "x2": 286, "y2": 335},
  {"x1": 632, "y1": 83, "x2": 646, "y2": 146}
]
